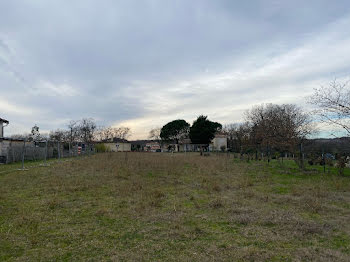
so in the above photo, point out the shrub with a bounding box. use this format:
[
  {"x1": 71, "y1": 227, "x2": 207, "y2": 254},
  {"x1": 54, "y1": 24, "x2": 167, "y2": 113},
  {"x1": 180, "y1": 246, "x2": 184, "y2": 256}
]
[
  {"x1": 336, "y1": 157, "x2": 346, "y2": 176},
  {"x1": 95, "y1": 143, "x2": 109, "y2": 153}
]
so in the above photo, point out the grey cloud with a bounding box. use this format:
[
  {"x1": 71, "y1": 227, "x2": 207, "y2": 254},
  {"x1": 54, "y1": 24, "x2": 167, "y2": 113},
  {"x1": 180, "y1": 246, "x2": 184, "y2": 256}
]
[{"x1": 1, "y1": 0, "x2": 350, "y2": 138}]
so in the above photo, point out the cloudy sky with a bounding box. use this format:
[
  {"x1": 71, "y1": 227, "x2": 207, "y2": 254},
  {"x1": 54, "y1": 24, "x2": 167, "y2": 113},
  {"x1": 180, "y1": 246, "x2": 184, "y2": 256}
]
[{"x1": 1, "y1": 0, "x2": 350, "y2": 139}]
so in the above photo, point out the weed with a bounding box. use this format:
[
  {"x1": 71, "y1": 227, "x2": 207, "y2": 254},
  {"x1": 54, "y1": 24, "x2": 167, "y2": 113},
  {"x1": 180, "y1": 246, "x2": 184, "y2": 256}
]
[{"x1": 0, "y1": 152, "x2": 349, "y2": 261}]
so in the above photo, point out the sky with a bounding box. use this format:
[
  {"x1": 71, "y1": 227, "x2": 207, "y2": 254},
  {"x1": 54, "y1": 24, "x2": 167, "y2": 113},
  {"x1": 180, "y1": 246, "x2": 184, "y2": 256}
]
[{"x1": 1, "y1": 0, "x2": 350, "y2": 139}]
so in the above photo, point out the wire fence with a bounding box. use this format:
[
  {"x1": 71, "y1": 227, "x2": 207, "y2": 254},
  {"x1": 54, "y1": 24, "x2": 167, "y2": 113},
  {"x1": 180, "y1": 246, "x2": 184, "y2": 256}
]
[
  {"x1": 0, "y1": 140, "x2": 95, "y2": 165},
  {"x1": 1, "y1": 138, "x2": 349, "y2": 176}
]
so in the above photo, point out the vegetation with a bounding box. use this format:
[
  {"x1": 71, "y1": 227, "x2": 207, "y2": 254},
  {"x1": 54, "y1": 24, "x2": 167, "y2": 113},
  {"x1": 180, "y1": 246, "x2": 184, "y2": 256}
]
[
  {"x1": 94, "y1": 143, "x2": 109, "y2": 153},
  {"x1": 1, "y1": 153, "x2": 349, "y2": 261},
  {"x1": 245, "y1": 104, "x2": 313, "y2": 151},
  {"x1": 309, "y1": 79, "x2": 350, "y2": 135},
  {"x1": 189, "y1": 115, "x2": 222, "y2": 144},
  {"x1": 10, "y1": 119, "x2": 131, "y2": 145},
  {"x1": 160, "y1": 119, "x2": 190, "y2": 144},
  {"x1": 95, "y1": 126, "x2": 131, "y2": 142}
]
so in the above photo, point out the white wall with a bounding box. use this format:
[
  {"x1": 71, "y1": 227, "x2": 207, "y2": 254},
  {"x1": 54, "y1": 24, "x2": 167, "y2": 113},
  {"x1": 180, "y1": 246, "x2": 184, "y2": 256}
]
[
  {"x1": 103, "y1": 142, "x2": 131, "y2": 152},
  {"x1": 0, "y1": 122, "x2": 3, "y2": 138},
  {"x1": 212, "y1": 137, "x2": 227, "y2": 151}
]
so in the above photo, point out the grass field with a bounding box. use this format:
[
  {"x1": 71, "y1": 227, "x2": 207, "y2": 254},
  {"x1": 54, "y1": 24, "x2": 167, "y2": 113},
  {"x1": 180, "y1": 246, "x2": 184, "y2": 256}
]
[{"x1": 1, "y1": 152, "x2": 350, "y2": 261}]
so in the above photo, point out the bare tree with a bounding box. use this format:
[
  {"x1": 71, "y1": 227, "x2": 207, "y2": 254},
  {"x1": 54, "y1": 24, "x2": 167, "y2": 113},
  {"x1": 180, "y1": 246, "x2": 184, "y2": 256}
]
[
  {"x1": 67, "y1": 120, "x2": 80, "y2": 143},
  {"x1": 78, "y1": 118, "x2": 97, "y2": 143},
  {"x1": 94, "y1": 126, "x2": 131, "y2": 142},
  {"x1": 309, "y1": 79, "x2": 350, "y2": 135},
  {"x1": 223, "y1": 123, "x2": 251, "y2": 152},
  {"x1": 49, "y1": 129, "x2": 68, "y2": 142},
  {"x1": 149, "y1": 127, "x2": 161, "y2": 141},
  {"x1": 148, "y1": 127, "x2": 162, "y2": 149},
  {"x1": 95, "y1": 126, "x2": 113, "y2": 141},
  {"x1": 236, "y1": 122, "x2": 252, "y2": 154},
  {"x1": 245, "y1": 103, "x2": 313, "y2": 164},
  {"x1": 223, "y1": 124, "x2": 238, "y2": 150},
  {"x1": 113, "y1": 127, "x2": 131, "y2": 140}
]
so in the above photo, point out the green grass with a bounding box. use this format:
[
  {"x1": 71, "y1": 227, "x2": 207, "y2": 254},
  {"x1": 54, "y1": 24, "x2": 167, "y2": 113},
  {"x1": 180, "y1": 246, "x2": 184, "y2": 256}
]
[{"x1": 0, "y1": 153, "x2": 350, "y2": 261}]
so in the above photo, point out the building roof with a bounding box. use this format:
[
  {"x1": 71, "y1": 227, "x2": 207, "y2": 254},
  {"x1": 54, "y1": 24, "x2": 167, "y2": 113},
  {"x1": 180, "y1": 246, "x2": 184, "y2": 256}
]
[
  {"x1": 0, "y1": 137, "x2": 24, "y2": 142},
  {"x1": 112, "y1": 137, "x2": 129, "y2": 143},
  {"x1": 179, "y1": 138, "x2": 191, "y2": 144},
  {"x1": 214, "y1": 134, "x2": 227, "y2": 138},
  {"x1": 98, "y1": 138, "x2": 130, "y2": 143},
  {"x1": 129, "y1": 140, "x2": 156, "y2": 146},
  {"x1": 0, "y1": 118, "x2": 9, "y2": 124}
]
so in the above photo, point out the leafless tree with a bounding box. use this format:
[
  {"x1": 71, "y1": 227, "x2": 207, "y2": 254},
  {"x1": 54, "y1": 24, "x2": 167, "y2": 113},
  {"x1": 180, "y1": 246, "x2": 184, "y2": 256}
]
[
  {"x1": 148, "y1": 127, "x2": 162, "y2": 148},
  {"x1": 95, "y1": 126, "x2": 113, "y2": 141},
  {"x1": 223, "y1": 124, "x2": 238, "y2": 147},
  {"x1": 95, "y1": 126, "x2": 131, "y2": 142},
  {"x1": 113, "y1": 127, "x2": 131, "y2": 140},
  {"x1": 236, "y1": 122, "x2": 252, "y2": 154},
  {"x1": 223, "y1": 123, "x2": 251, "y2": 152},
  {"x1": 67, "y1": 120, "x2": 80, "y2": 144},
  {"x1": 245, "y1": 103, "x2": 314, "y2": 164},
  {"x1": 148, "y1": 127, "x2": 161, "y2": 141},
  {"x1": 49, "y1": 129, "x2": 68, "y2": 142},
  {"x1": 309, "y1": 79, "x2": 350, "y2": 136},
  {"x1": 78, "y1": 118, "x2": 97, "y2": 143}
]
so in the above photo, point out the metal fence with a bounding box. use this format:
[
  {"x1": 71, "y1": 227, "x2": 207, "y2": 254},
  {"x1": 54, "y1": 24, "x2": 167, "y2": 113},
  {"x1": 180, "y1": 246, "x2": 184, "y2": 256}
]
[{"x1": 0, "y1": 140, "x2": 95, "y2": 164}]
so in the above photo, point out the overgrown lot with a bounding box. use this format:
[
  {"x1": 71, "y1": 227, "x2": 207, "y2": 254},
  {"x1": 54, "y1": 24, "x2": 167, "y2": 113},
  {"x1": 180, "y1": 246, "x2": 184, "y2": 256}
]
[{"x1": 1, "y1": 153, "x2": 350, "y2": 261}]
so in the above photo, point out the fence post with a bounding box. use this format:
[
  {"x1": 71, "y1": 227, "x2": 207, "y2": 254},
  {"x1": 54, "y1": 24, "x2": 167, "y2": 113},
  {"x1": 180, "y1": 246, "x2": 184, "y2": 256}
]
[
  {"x1": 322, "y1": 147, "x2": 325, "y2": 174},
  {"x1": 21, "y1": 139, "x2": 26, "y2": 170},
  {"x1": 300, "y1": 142, "x2": 305, "y2": 170},
  {"x1": 12, "y1": 145, "x2": 14, "y2": 163},
  {"x1": 45, "y1": 140, "x2": 48, "y2": 165},
  {"x1": 6, "y1": 146, "x2": 9, "y2": 164},
  {"x1": 58, "y1": 141, "x2": 60, "y2": 160},
  {"x1": 32, "y1": 145, "x2": 34, "y2": 161}
]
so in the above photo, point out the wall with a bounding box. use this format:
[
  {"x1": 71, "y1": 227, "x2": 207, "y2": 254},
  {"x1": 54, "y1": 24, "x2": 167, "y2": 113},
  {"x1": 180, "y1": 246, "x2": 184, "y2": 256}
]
[
  {"x1": 103, "y1": 142, "x2": 131, "y2": 152},
  {"x1": 212, "y1": 137, "x2": 228, "y2": 151},
  {"x1": 0, "y1": 140, "x2": 36, "y2": 163}
]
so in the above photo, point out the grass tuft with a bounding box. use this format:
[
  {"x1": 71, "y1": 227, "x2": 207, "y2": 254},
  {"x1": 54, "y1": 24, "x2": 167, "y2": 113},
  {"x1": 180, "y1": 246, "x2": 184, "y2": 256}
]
[{"x1": 0, "y1": 153, "x2": 349, "y2": 261}]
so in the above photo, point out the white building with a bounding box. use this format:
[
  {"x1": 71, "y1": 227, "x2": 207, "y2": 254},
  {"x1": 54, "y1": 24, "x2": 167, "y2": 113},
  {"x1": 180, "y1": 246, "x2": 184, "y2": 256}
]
[
  {"x1": 0, "y1": 117, "x2": 9, "y2": 138},
  {"x1": 98, "y1": 138, "x2": 131, "y2": 152},
  {"x1": 170, "y1": 134, "x2": 228, "y2": 152},
  {"x1": 210, "y1": 134, "x2": 228, "y2": 151}
]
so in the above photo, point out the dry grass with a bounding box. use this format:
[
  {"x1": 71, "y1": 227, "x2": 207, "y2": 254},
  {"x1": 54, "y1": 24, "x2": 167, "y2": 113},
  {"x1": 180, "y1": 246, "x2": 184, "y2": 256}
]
[{"x1": 0, "y1": 152, "x2": 350, "y2": 261}]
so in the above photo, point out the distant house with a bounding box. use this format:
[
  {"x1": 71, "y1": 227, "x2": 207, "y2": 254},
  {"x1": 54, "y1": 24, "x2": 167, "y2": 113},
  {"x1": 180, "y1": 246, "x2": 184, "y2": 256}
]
[
  {"x1": 178, "y1": 138, "x2": 192, "y2": 152},
  {"x1": 98, "y1": 138, "x2": 131, "y2": 152},
  {"x1": 164, "y1": 134, "x2": 228, "y2": 152},
  {"x1": 0, "y1": 118, "x2": 31, "y2": 163},
  {"x1": 0, "y1": 117, "x2": 9, "y2": 138},
  {"x1": 210, "y1": 134, "x2": 228, "y2": 151},
  {"x1": 144, "y1": 142, "x2": 161, "y2": 152},
  {"x1": 130, "y1": 140, "x2": 147, "y2": 151}
]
